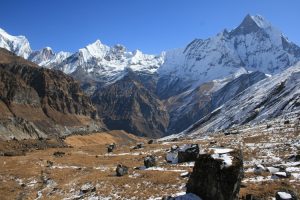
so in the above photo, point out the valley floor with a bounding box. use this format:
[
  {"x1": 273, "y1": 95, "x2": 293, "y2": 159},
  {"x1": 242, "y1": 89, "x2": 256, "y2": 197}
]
[{"x1": 0, "y1": 128, "x2": 299, "y2": 199}]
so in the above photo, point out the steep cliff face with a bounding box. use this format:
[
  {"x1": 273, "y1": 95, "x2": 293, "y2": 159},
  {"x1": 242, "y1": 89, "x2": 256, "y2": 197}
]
[
  {"x1": 0, "y1": 48, "x2": 104, "y2": 140},
  {"x1": 92, "y1": 70, "x2": 169, "y2": 138}
]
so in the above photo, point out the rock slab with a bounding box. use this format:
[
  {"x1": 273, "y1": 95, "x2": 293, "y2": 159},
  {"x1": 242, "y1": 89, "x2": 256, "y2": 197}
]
[{"x1": 186, "y1": 149, "x2": 243, "y2": 200}]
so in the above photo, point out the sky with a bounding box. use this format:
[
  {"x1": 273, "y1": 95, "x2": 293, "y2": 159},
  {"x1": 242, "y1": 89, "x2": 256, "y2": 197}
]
[{"x1": 1, "y1": 0, "x2": 300, "y2": 54}]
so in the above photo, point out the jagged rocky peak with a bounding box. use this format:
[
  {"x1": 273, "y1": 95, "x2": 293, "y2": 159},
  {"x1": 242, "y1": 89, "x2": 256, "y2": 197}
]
[
  {"x1": 28, "y1": 46, "x2": 71, "y2": 68},
  {"x1": 229, "y1": 14, "x2": 286, "y2": 48},
  {"x1": 112, "y1": 44, "x2": 126, "y2": 53},
  {"x1": 29, "y1": 47, "x2": 55, "y2": 62},
  {"x1": 231, "y1": 14, "x2": 271, "y2": 35}
]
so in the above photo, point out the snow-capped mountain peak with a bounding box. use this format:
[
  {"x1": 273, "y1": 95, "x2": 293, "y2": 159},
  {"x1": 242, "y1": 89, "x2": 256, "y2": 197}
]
[
  {"x1": 0, "y1": 28, "x2": 32, "y2": 58},
  {"x1": 241, "y1": 14, "x2": 271, "y2": 29},
  {"x1": 1, "y1": 14, "x2": 300, "y2": 97},
  {"x1": 0, "y1": 27, "x2": 72, "y2": 68},
  {"x1": 157, "y1": 14, "x2": 300, "y2": 98},
  {"x1": 232, "y1": 14, "x2": 273, "y2": 35},
  {"x1": 28, "y1": 47, "x2": 71, "y2": 68},
  {"x1": 79, "y1": 39, "x2": 110, "y2": 61},
  {"x1": 250, "y1": 15, "x2": 272, "y2": 29},
  {"x1": 231, "y1": 14, "x2": 283, "y2": 45},
  {"x1": 44, "y1": 46, "x2": 52, "y2": 51}
]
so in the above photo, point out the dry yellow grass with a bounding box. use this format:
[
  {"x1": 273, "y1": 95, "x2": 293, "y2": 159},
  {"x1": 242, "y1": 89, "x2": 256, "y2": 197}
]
[
  {"x1": 65, "y1": 130, "x2": 144, "y2": 147},
  {"x1": 0, "y1": 129, "x2": 299, "y2": 199}
]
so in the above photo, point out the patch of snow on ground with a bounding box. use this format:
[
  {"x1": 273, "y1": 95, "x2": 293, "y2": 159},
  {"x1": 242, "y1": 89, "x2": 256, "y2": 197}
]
[
  {"x1": 277, "y1": 192, "x2": 292, "y2": 199},
  {"x1": 144, "y1": 167, "x2": 187, "y2": 172}
]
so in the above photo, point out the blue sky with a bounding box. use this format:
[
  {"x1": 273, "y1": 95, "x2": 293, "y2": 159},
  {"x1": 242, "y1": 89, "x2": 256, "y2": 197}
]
[{"x1": 1, "y1": 0, "x2": 300, "y2": 54}]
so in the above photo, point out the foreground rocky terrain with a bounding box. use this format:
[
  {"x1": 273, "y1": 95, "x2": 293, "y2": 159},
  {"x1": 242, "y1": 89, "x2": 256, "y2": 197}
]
[{"x1": 0, "y1": 122, "x2": 299, "y2": 199}]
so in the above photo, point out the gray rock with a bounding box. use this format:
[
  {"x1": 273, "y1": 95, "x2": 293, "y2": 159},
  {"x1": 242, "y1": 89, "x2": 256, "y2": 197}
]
[
  {"x1": 245, "y1": 194, "x2": 261, "y2": 200},
  {"x1": 164, "y1": 193, "x2": 202, "y2": 200},
  {"x1": 53, "y1": 151, "x2": 65, "y2": 157},
  {"x1": 254, "y1": 164, "x2": 265, "y2": 175},
  {"x1": 116, "y1": 164, "x2": 128, "y2": 176},
  {"x1": 186, "y1": 149, "x2": 243, "y2": 200},
  {"x1": 144, "y1": 155, "x2": 156, "y2": 168},
  {"x1": 46, "y1": 160, "x2": 54, "y2": 167},
  {"x1": 272, "y1": 171, "x2": 291, "y2": 179},
  {"x1": 107, "y1": 143, "x2": 116, "y2": 153},
  {"x1": 178, "y1": 144, "x2": 199, "y2": 163},
  {"x1": 288, "y1": 154, "x2": 300, "y2": 162},
  {"x1": 80, "y1": 182, "x2": 95, "y2": 194},
  {"x1": 148, "y1": 139, "x2": 154, "y2": 144},
  {"x1": 133, "y1": 143, "x2": 144, "y2": 150},
  {"x1": 166, "y1": 144, "x2": 199, "y2": 164}
]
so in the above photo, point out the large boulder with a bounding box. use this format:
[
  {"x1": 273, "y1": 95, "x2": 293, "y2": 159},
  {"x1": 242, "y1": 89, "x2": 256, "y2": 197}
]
[
  {"x1": 53, "y1": 151, "x2": 65, "y2": 157},
  {"x1": 107, "y1": 143, "x2": 116, "y2": 153},
  {"x1": 272, "y1": 171, "x2": 291, "y2": 179},
  {"x1": 80, "y1": 182, "x2": 96, "y2": 194},
  {"x1": 166, "y1": 144, "x2": 199, "y2": 164},
  {"x1": 254, "y1": 164, "x2": 266, "y2": 175},
  {"x1": 148, "y1": 139, "x2": 154, "y2": 144},
  {"x1": 186, "y1": 148, "x2": 243, "y2": 200},
  {"x1": 133, "y1": 143, "x2": 144, "y2": 150},
  {"x1": 144, "y1": 155, "x2": 156, "y2": 168},
  {"x1": 288, "y1": 154, "x2": 300, "y2": 162},
  {"x1": 178, "y1": 144, "x2": 200, "y2": 163},
  {"x1": 116, "y1": 164, "x2": 128, "y2": 176}
]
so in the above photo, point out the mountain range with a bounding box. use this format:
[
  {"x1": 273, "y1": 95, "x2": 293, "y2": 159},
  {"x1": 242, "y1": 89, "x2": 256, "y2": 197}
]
[{"x1": 1, "y1": 14, "x2": 300, "y2": 138}]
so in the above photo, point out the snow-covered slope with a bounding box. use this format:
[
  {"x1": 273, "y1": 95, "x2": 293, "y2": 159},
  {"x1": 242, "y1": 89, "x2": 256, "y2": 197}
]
[
  {"x1": 0, "y1": 28, "x2": 70, "y2": 67},
  {"x1": 157, "y1": 14, "x2": 300, "y2": 98},
  {"x1": 166, "y1": 71, "x2": 266, "y2": 134},
  {"x1": 184, "y1": 62, "x2": 300, "y2": 135},
  {"x1": 0, "y1": 28, "x2": 32, "y2": 59}
]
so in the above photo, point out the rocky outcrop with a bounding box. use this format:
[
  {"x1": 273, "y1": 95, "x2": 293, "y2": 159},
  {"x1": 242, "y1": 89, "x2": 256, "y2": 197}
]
[
  {"x1": 92, "y1": 70, "x2": 169, "y2": 138},
  {"x1": 186, "y1": 149, "x2": 243, "y2": 200},
  {"x1": 0, "y1": 48, "x2": 104, "y2": 140},
  {"x1": 166, "y1": 144, "x2": 200, "y2": 164}
]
